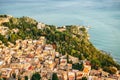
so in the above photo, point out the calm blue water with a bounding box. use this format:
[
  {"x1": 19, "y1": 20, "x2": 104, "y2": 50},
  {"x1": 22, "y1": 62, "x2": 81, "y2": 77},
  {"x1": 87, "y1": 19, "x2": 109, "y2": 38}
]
[{"x1": 0, "y1": 0, "x2": 120, "y2": 63}]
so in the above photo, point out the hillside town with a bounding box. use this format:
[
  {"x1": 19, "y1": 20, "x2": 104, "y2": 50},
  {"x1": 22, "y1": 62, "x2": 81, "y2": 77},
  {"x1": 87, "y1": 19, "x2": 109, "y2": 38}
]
[{"x1": 0, "y1": 36, "x2": 120, "y2": 80}]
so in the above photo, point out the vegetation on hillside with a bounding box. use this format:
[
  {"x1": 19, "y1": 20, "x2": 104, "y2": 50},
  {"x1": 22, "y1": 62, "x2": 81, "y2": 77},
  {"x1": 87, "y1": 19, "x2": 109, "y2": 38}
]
[
  {"x1": 31, "y1": 73, "x2": 41, "y2": 80},
  {"x1": 0, "y1": 14, "x2": 8, "y2": 18},
  {"x1": 52, "y1": 73, "x2": 59, "y2": 80},
  {"x1": 0, "y1": 15, "x2": 120, "y2": 73}
]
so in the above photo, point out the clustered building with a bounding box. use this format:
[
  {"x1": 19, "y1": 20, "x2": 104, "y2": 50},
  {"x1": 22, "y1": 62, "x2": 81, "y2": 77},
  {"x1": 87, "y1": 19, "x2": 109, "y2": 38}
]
[
  {"x1": 0, "y1": 17, "x2": 120, "y2": 80},
  {"x1": 0, "y1": 36, "x2": 120, "y2": 80},
  {"x1": 0, "y1": 16, "x2": 10, "y2": 35},
  {"x1": 0, "y1": 17, "x2": 19, "y2": 36}
]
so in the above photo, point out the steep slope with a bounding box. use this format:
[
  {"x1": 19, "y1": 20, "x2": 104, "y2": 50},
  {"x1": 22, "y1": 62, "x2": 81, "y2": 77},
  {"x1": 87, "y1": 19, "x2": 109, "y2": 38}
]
[{"x1": 0, "y1": 15, "x2": 120, "y2": 73}]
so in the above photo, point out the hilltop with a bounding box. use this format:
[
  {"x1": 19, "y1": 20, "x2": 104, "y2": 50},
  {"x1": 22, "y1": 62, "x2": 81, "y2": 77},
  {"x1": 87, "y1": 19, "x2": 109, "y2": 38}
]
[{"x1": 0, "y1": 15, "x2": 120, "y2": 73}]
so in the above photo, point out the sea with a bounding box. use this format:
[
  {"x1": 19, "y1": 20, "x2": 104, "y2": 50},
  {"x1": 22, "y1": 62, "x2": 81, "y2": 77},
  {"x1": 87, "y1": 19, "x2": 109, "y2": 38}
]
[{"x1": 0, "y1": 0, "x2": 120, "y2": 63}]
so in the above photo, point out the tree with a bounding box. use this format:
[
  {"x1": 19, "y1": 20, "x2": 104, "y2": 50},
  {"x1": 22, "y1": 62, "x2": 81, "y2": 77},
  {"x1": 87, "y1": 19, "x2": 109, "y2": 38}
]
[
  {"x1": 24, "y1": 76, "x2": 28, "y2": 80},
  {"x1": 91, "y1": 59, "x2": 101, "y2": 70},
  {"x1": 0, "y1": 78, "x2": 4, "y2": 80},
  {"x1": 0, "y1": 14, "x2": 7, "y2": 17},
  {"x1": 18, "y1": 76, "x2": 21, "y2": 80},
  {"x1": 82, "y1": 77, "x2": 87, "y2": 80},
  {"x1": 72, "y1": 62, "x2": 84, "y2": 71},
  {"x1": 52, "y1": 73, "x2": 58, "y2": 80},
  {"x1": 12, "y1": 73, "x2": 16, "y2": 79},
  {"x1": 31, "y1": 73, "x2": 41, "y2": 80},
  {"x1": 79, "y1": 54, "x2": 85, "y2": 60},
  {"x1": 67, "y1": 54, "x2": 69, "y2": 63},
  {"x1": 103, "y1": 66, "x2": 117, "y2": 74},
  {"x1": 0, "y1": 34, "x2": 8, "y2": 45}
]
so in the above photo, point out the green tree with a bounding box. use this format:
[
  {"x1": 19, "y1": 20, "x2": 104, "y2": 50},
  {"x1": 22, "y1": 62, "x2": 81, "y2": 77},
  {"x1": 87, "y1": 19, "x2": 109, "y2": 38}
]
[
  {"x1": 24, "y1": 76, "x2": 28, "y2": 80},
  {"x1": 91, "y1": 59, "x2": 101, "y2": 70},
  {"x1": 18, "y1": 76, "x2": 21, "y2": 80},
  {"x1": 72, "y1": 62, "x2": 84, "y2": 71},
  {"x1": 31, "y1": 73, "x2": 41, "y2": 80},
  {"x1": 12, "y1": 73, "x2": 16, "y2": 79},
  {"x1": 52, "y1": 73, "x2": 58, "y2": 80},
  {"x1": 0, "y1": 34, "x2": 8, "y2": 45},
  {"x1": 82, "y1": 77, "x2": 87, "y2": 80},
  {"x1": 103, "y1": 66, "x2": 117, "y2": 74}
]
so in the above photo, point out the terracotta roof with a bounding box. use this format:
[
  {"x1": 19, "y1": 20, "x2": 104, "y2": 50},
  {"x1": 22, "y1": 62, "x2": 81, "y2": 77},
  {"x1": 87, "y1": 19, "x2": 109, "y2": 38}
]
[{"x1": 83, "y1": 67, "x2": 89, "y2": 73}]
